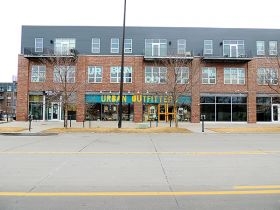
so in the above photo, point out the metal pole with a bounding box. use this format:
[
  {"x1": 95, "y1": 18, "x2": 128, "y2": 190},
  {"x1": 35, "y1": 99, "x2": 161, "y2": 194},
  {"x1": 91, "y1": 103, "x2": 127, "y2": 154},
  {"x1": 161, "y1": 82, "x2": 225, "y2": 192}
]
[{"x1": 118, "y1": 0, "x2": 126, "y2": 128}]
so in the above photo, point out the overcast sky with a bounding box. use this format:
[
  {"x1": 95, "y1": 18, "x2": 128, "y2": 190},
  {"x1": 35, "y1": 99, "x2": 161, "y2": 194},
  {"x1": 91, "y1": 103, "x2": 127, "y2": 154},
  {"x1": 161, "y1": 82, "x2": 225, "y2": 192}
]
[{"x1": 1, "y1": 0, "x2": 280, "y2": 82}]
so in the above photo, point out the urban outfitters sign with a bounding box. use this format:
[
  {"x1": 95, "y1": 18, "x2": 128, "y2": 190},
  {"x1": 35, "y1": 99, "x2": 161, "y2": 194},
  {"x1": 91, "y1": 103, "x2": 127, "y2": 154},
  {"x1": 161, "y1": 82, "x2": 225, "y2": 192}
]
[{"x1": 85, "y1": 94, "x2": 191, "y2": 104}]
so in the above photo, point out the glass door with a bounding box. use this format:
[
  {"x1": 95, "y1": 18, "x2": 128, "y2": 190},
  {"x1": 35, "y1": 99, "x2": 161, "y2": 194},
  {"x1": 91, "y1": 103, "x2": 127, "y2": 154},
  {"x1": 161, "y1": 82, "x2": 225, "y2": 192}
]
[{"x1": 49, "y1": 102, "x2": 60, "y2": 120}]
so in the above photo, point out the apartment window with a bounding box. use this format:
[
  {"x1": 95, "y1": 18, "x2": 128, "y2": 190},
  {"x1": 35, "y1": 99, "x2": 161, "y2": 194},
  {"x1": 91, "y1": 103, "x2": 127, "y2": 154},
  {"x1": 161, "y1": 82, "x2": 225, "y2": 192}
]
[
  {"x1": 124, "y1": 39, "x2": 132, "y2": 53},
  {"x1": 203, "y1": 40, "x2": 213, "y2": 55},
  {"x1": 177, "y1": 39, "x2": 186, "y2": 55},
  {"x1": 88, "y1": 66, "x2": 102, "y2": 83},
  {"x1": 54, "y1": 38, "x2": 76, "y2": 55},
  {"x1": 256, "y1": 41, "x2": 265, "y2": 55},
  {"x1": 176, "y1": 67, "x2": 189, "y2": 84},
  {"x1": 223, "y1": 40, "x2": 245, "y2": 57},
  {"x1": 269, "y1": 41, "x2": 277, "y2": 55},
  {"x1": 202, "y1": 67, "x2": 216, "y2": 84},
  {"x1": 110, "y1": 66, "x2": 132, "y2": 83},
  {"x1": 224, "y1": 68, "x2": 245, "y2": 84},
  {"x1": 111, "y1": 38, "x2": 119, "y2": 53},
  {"x1": 145, "y1": 39, "x2": 167, "y2": 57},
  {"x1": 35, "y1": 38, "x2": 43, "y2": 52},
  {"x1": 53, "y1": 66, "x2": 76, "y2": 83},
  {"x1": 31, "y1": 65, "x2": 46, "y2": 82},
  {"x1": 145, "y1": 67, "x2": 167, "y2": 83},
  {"x1": 257, "y1": 68, "x2": 278, "y2": 85},
  {"x1": 92, "y1": 38, "x2": 100, "y2": 53}
]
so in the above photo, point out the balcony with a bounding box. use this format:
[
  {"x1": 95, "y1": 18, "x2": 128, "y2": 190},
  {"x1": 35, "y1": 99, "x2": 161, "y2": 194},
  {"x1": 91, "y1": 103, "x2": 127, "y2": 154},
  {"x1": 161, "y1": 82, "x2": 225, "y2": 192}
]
[
  {"x1": 23, "y1": 48, "x2": 78, "y2": 58},
  {"x1": 144, "y1": 51, "x2": 194, "y2": 61}
]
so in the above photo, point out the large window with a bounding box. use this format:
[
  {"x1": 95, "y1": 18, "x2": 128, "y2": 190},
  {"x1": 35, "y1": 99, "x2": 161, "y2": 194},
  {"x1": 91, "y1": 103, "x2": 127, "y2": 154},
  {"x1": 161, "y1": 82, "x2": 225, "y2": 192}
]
[
  {"x1": 177, "y1": 39, "x2": 186, "y2": 55},
  {"x1": 202, "y1": 67, "x2": 216, "y2": 84},
  {"x1": 224, "y1": 68, "x2": 245, "y2": 84},
  {"x1": 223, "y1": 40, "x2": 245, "y2": 57},
  {"x1": 110, "y1": 66, "x2": 132, "y2": 83},
  {"x1": 92, "y1": 38, "x2": 100, "y2": 53},
  {"x1": 35, "y1": 38, "x2": 43, "y2": 52},
  {"x1": 145, "y1": 67, "x2": 167, "y2": 84},
  {"x1": 31, "y1": 65, "x2": 46, "y2": 82},
  {"x1": 88, "y1": 66, "x2": 102, "y2": 83},
  {"x1": 111, "y1": 38, "x2": 119, "y2": 53},
  {"x1": 269, "y1": 41, "x2": 277, "y2": 55},
  {"x1": 257, "y1": 68, "x2": 278, "y2": 85},
  {"x1": 200, "y1": 95, "x2": 247, "y2": 122},
  {"x1": 203, "y1": 40, "x2": 213, "y2": 55},
  {"x1": 124, "y1": 39, "x2": 132, "y2": 53},
  {"x1": 256, "y1": 97, "x2": 271, "y2": 121},
  {"x1": 53, "y1": 66, "x2": 76, "y2": 83},
  {"x1": 256, "y1": 41, "x2": 265, "y2": 55},
  {"x1": 54, "y1": 38, "x2": 76, "y2": 55},
  {"x1": 176, "y1": 67, "x2": 189, "y2": 84},
  {"x1": 145, "y1": 39, "x2": 167, "y2": 57}
]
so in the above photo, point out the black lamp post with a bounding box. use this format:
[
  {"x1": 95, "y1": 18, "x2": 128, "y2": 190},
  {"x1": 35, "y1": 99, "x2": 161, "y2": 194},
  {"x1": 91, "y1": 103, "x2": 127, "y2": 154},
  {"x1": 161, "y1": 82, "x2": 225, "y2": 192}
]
[{"x1": 118, "y1": 0, "x2": 127, "y2": 128}]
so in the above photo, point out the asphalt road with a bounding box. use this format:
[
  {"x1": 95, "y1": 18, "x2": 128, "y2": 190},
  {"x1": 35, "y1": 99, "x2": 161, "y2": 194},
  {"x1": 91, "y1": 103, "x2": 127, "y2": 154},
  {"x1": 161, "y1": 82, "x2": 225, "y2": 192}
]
[{"x1": 0, "y1": 133, "x2": 279, "y2": 210}]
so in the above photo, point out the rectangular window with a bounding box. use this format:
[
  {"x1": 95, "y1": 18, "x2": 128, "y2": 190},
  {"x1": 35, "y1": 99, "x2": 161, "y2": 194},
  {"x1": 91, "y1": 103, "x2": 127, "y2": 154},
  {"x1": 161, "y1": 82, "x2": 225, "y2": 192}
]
[
  {"x1": 175, "y1": 67, "x2": 189, "y2": 84},
  {"x1": 111, "y1": 38, "x2": 119, "y2": 53},
  {"x1": 54, "y1": 38, "x2": 76, "y2": 55},
  {"x1": 256, "y1": 41, "x2": 265, "y2": 55},
  {"x1": 31, "y1": 65, "x2": 46, "y2": 82},
  {"x1": 177, "y1": 39, "x2": 186, "y2": 55},
  {"x1": 88, "y1": 66, "x2": 102, "y2": 83},
  {"x1": 110, "y1": 66, "x2": 132, "y2": 83},
  {"x1": 145, "y1": 39, "x2": 167, "y2": 57},
  {"x1": 53, "y1": 66, "x2": 76, "y2": 83},
  {"x1": 124, "y1": 39, "x2": 132, "y2": 53},
  {"x1": 223, "y1": 40, "x2": 245, "y2": 57},
  {"x1": 257, "y1": 68, "x2": 278, "y2": 85},
  {"x1": 202, "y1": 67, "x2": 216, "y2": 84},
  {"x1": 203, "y1": 40, "x2": 213, "y2": 55},
  {"x1": 224, "y1": 68, "x2": 245, "y2": 84},
  {"x1": 269, "y1": 41, "x2": 277, "y2": 55},
  {"x1": 92, "y1": 38, "x2": 100, "y2": 53},
  {"x1": 35, "y1": 38, "x2": 43, "y2": 52},
  {"x1": 145, "y1": 67, "x2": 167, "y2": 84}
]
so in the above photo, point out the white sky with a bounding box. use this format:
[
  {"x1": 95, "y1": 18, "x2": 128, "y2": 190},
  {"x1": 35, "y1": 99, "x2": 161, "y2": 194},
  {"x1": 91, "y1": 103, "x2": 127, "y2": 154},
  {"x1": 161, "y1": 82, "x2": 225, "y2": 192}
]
[{"x1": 1, "y1": 0, "x2": 280, "y2": 82}]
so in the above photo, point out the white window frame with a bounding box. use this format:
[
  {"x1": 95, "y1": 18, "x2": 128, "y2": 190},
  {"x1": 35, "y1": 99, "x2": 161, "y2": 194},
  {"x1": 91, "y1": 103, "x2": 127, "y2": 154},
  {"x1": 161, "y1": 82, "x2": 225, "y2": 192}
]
[
  {"x1": 110, "y1": 66, "x2": 132, "y2": 83},
  {"x1": 53, "y1": 66, "x2": 76, "y2": 83},
  {"x1": 35, "y1": 38, "x2": 43, "y2": 52},
  {"x1": 202, "y1": 67, "x2": 216, "y2": 84},
  {"x1": 223, "y1": 40, "x2": 245, "y2": 57},
  {"x1": 54, "y1": 38, "x2": 76, "y2": 55},
  {"x1": 256, "y1": 41, "x2": 265, "y2": 55},
  {"x1": 224, "y1": 68, "x2": 245, "y2": 84},
  {"x1": 91, "y1": 38, "x2": 100, "y2": 53},
  {"x1": 31, "y1": 65, "x2": 46, "y2": 82},
  {"x1": 88, "y1": 66, "x2": 102, "y2": 83},
  {"x1": 257, "y1": 68, "x2": 278, "y2": 85},
  {"x1": 269, "y1": 41, "x2": 277, "y2": 56},
  {"x1": 124, "y1": 39, "x2": 132, "y2": 53},
  {"x1": 203, "y1": 40, "x2": 213, "y2": 55},
  {"x1": 177, "y1": 39, "x2": 186, "y2": 55},
  {"x1": 175, "y1": 67, "x2": 189, "y2": 84},
  {"x1": 145, "y1": 39, "x2": 167, "y2": 57},
  {"x1": 111, "y1": 38, "x2": 119, "y2": 53},
  {"x1": 145, "y1": 67, "x2": 167, "y2": 84}
]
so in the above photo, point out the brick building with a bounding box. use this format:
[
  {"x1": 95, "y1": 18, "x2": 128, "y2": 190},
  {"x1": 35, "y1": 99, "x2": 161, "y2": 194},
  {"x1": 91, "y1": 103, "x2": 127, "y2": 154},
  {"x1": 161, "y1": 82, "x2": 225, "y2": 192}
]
[
  {"x1": 17, "y1": 26, "x2": 280, "y2": 123},
  {"x1": 0, "y1": 82, "x2": 17, "y2": 121}
]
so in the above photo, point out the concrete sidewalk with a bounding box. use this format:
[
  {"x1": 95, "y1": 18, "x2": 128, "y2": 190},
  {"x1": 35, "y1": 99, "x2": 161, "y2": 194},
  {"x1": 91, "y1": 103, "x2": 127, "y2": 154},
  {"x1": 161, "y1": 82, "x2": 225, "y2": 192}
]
[{"x1": 0, "y1": 120, "x2": 280, "y2": 134}]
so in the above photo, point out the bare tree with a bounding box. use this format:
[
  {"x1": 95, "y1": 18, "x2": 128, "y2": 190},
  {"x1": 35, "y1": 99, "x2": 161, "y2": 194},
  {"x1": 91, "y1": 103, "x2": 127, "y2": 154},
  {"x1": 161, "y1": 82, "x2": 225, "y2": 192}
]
[
  {"x1": 150, "y1": 54, "x2": 200, "y2": 127},
  {"x1": 32, "y1": 50, "x2": 82, "y2": 128}
]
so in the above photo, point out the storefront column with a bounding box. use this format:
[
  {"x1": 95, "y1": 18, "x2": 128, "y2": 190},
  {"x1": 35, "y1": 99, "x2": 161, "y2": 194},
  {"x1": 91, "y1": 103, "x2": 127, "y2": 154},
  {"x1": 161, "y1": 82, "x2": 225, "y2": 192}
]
[
  {"x1": 247, "y1": 91, "x2": 256, "y2": 123},
  {"x1": 133, "y1": 102, "x2": 143, "y2": 122}
]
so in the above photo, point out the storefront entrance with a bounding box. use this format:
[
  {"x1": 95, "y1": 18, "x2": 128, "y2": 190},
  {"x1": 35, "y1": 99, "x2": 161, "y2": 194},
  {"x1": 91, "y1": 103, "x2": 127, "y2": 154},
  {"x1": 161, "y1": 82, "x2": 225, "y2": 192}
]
[
  {"x1": 48, "y1": 102, "x2": 61, "y2": 120},
  {"x1": 158, "y1": 104, "x2": 175, "y2": 122}
]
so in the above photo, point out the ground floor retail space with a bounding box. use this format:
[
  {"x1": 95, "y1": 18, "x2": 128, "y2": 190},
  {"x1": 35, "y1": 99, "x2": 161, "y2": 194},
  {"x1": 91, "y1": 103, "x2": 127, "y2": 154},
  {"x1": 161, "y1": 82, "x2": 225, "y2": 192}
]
[{"x1": 26, "y1": 92, "x2": 280, "y2": 123}]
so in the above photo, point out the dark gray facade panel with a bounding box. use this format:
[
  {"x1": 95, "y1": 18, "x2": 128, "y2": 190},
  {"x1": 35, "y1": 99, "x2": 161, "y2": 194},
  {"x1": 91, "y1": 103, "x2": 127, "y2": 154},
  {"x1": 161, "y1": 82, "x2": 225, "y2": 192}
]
[{"x1": 21, "y1": 25, "x2": 280, "y2": 57}]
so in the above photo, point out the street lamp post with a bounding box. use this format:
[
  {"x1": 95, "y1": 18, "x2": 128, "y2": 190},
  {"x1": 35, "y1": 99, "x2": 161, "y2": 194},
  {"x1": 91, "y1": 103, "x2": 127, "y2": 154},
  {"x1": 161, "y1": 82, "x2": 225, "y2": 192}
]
[{"x1": 118, "y1": 0, "x2": 127, "y2": 128}]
